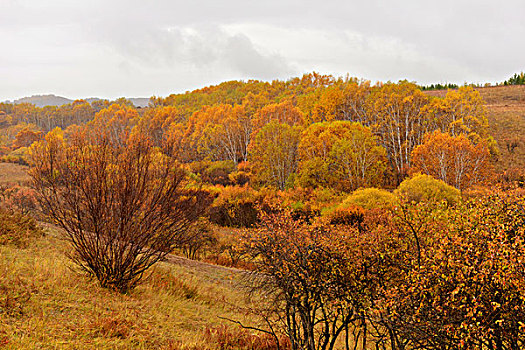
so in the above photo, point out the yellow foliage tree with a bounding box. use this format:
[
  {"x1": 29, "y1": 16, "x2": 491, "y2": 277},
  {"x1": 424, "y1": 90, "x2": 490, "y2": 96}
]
[
  {"x1": 297, "y1": 121, "x2": 386, "y2": 191},
  {"x1": 249, "y1": 121, "x2": 302, "y2": 190}
]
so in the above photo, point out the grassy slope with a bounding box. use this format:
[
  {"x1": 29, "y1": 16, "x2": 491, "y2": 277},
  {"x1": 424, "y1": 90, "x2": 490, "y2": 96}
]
[
  {"x1": 0, "y1": 226, "x2": 258, "y2": 349},
  {"x1": 426, "y1": 85, "x2": 525, "y2": 172},
  {"x1": 481, "y1": 86, "x2": 525, "y2": 172}
]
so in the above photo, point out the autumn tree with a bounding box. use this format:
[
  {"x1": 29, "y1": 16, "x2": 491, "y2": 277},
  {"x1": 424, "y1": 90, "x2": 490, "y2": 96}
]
[
  {"x1": 297, "y1": 121, "x2": 386, "y2": 191},
  {"x1": 429, "y1": 87, "x2": 488, "y2": 140},
  {"x1": 366, "y1": 81, "x2": 431, "y2": 181},
  {"x1": 410, "y1": 130, "x2": 492, "y2": 189},
  {"x1": 185, "y1": 104, "x2": 251, "y2": 163},
  {"x1": 311, "y1": 85, "x2": 344, "y2": 122},
  {"x1": 29, "y1": 111, "x2": 212, "y2": 293},
  {"x1": 309, "y1": 79, "x2": 372, "y2": 123},
  {"x1": 0, "y1": 110, "x2": 13, "y2": 128},
  {"x1": 249, "y1": 121, "x2": 302, "y2": 190},
  {"x1": 12, "y1": 125, "x2": 43, "y2": 149},
  {"x1": 252, "y1": 100, "x2": 304, "y2": 133},
  {"x1": 133, "y1": 106, "x2": 181, "y2": 148},
  {"x1": 338, "y1": 80, "x2": 372, "y2": 124}
]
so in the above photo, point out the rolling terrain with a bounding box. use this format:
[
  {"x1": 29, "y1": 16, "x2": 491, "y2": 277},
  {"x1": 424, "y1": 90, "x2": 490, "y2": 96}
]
[
  {"x1": 0, "y1": 83, "x2": 524, "y2": 349},
  {"x1": 7, "y1": 94, "x2": 150, "y2": 108},
  {"x1": 426, "y1": 85, "x2": 525, "y2": 173},
  {"x1": 0, "y1": 224, "x2": 261, "y2": 349}
]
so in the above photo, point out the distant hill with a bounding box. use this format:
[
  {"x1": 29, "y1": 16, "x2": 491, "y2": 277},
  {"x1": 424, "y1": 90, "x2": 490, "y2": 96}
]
[
  {"x1": 11, "y1": 94, "x2": 150, "y2": 108},
  {"x1": 13, "y1": 94, "x2": 73, "y2": 107}
]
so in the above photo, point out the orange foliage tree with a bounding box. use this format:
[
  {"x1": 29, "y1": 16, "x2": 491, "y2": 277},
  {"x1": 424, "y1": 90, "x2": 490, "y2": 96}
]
[
  {"x1": 309, "y1": 80, "x2": 372, "y2": 123},
  {"x1": 411, "y1": 130, "x2": 492, "y2": 189},
  {"x1": 12, "y1": 125, "x2": 43, "y2": 149},
  {"x1": 133, "y1": 106, "x2": 181, "y2": 148},
  {"x1": 252, "y1": 100, "x2": 304, "y2": 133}
]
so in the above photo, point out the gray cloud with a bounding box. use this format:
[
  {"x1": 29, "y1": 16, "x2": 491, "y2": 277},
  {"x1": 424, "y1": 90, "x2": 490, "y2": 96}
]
[
  {"x1": 91, "y1": 23, "x2": 295, "y2": 79},
  {"x1": 221, "y1": 33, "x2": 294, "y2": 79},
  {"x1": 1, "y1": 0, "x2": 525, "y2": 100}
]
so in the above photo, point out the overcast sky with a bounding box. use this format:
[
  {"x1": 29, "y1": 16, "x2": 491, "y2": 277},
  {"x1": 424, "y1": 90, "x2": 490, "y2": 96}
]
[{"x1": 1, "y1": 0, "x2": 524, "y2": 101}]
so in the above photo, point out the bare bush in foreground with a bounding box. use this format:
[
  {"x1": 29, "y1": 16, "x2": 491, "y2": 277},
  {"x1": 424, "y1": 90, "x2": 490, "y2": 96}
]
[{"x1": 29, "y1": 119, "x2": 212, "y2": 293}]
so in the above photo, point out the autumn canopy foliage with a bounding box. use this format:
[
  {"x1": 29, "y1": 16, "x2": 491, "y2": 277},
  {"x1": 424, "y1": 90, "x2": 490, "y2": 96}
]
[{"x1": 411, "y1": 130, "x2": 492, "y2": 189}]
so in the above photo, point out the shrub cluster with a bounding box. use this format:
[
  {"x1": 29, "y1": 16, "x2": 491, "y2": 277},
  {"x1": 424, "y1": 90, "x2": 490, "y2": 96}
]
[
  {"x1": 240, "y1": 191, "x2": 525, "y2": 350},
  {"x1": 207, "y1": 186, "x2": 262, "y2": 228}
]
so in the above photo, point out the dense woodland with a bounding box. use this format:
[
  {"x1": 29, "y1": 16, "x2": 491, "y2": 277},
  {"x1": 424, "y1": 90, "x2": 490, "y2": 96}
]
[
  {"x1": 0, "y1": 73, "x2": 500, "y2": 190},
  {"x1": 1, "y1": 72, "x2": 525, "y2": 349}
]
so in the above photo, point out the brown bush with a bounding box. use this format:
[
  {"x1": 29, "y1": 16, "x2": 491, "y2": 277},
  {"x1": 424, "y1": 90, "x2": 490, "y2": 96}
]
[
  {"x1": 0, "y1": 209, "x2": 43, "y2": 248},
  {"x1": 178, "y1": 218, "x2": 217, "y2": 260},
  {"x1": 323, "y1": 205, "x2": 365, "y2": 227},
  {"x1": 0, "y1": 185, "x2": 39, "y2": 215},
  {"x1": 30, "y1": 125, "x2": 213, "y2": 293}
]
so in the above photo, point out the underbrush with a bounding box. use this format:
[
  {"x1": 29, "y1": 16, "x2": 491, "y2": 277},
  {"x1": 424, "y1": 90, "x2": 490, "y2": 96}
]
[{"x1": 202, "y1": 325, "x2": 289, "y2": 350}]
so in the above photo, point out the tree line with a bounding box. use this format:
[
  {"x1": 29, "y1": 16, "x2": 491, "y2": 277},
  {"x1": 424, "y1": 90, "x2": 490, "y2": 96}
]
[{"x1": 2, "y1": 73, "x2": 496, "y2": 192}]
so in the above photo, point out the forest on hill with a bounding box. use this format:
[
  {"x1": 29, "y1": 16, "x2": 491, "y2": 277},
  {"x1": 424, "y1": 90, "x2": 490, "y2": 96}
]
[
  {"x1": 1, "y1": 72, "x2": 525, "y2": 349},
  {"x1": 1, "y1": 72, "x2": 512, "y2": 191}
]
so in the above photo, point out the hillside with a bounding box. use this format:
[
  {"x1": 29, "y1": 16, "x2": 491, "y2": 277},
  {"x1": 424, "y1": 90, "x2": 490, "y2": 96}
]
[
  {"x1": 1, "y1": 82, "x2": 525, "y2": 349},
  {"x1": 10, "y1": 95, "x2": 150, "y2": 108},
  {"x1": 0, "y1": 225, "x2": 262, "y2": 349},
  {"x1": 426, "y1": 85, "x2": 525, "y2": 173}
]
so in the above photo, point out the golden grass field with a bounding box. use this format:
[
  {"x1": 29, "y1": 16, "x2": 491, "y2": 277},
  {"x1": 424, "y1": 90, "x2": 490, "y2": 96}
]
[{"x1": 0, "y1": 225, "x2": 263, "y2": 349}]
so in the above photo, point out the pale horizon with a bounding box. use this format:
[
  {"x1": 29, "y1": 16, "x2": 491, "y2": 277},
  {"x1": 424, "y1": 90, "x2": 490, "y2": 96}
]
[{"x1": 2, "y1": 0, "x2": 524, "y2": 102}]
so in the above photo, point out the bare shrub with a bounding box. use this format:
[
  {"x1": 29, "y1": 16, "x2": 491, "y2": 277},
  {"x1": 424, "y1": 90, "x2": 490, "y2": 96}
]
[
  {"x1": 29, "y1": 120, "x2": 213, "y2": 293},
  {"x1": 179, "y1": 218, "x2": 217, "y2": 260}
]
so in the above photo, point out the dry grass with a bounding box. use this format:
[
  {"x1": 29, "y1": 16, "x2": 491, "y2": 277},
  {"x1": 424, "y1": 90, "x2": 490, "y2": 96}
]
[
  {"x1": 480, "y1": 86, "x2": 525, "y2": 173},
  {"x1": 425, "y1": 85, "x2": 525, "y2": 173},
  {"x1": 0, "y1": 225, "x2": 262, "y2": 349},
  {"x1": 0, "y1": 163, "x2": 30, "y2": 185}
]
